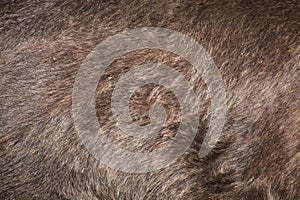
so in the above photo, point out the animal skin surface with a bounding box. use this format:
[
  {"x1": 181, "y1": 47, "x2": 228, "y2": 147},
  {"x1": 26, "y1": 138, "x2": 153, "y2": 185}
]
[{"x1": 1, "y1": 0, "x2": 299, "y2": 199}]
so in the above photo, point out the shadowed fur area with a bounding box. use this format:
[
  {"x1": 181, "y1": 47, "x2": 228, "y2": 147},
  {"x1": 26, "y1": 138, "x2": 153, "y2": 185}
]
[{"x1": 1, "y1": 0, "x2": 299, "y2": 199}]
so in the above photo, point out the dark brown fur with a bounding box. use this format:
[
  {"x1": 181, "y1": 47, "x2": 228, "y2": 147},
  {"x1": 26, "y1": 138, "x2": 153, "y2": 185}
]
[{"x1": 1, "y1": 0, "x2": 299, "y2": 199}]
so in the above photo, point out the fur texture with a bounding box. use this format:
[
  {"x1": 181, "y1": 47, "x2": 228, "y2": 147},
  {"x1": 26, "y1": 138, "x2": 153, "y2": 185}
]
[{"x1": 1, "y1": 0, "x2": 299, "y2": 199}]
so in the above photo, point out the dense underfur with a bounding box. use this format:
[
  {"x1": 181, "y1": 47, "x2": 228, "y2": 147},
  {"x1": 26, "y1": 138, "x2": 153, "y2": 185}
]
[{"x1": 1, "y1": 0, "x2": 299, "y2": 199}]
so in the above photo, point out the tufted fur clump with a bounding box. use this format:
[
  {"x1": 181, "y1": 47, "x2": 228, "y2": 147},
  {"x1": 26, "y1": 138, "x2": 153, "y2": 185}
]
[{"x1": 0, "y1": 0, "x2": 299, "y2": 199}]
